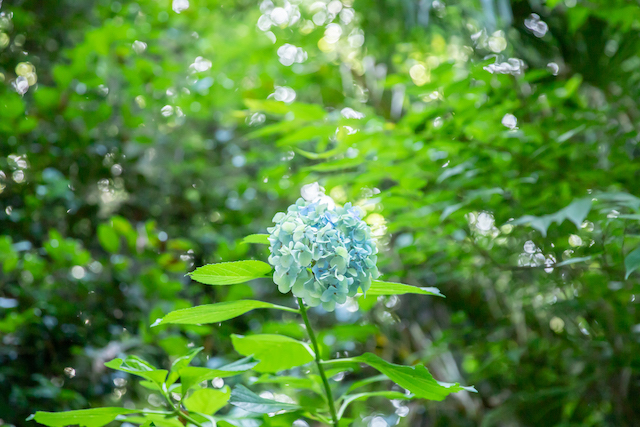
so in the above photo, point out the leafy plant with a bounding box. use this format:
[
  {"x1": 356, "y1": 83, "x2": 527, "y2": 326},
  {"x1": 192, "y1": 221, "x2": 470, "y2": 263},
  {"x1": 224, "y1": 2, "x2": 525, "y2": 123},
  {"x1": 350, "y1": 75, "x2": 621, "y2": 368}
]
[{"x1": 30, "y1": 195, "x2": 474, "y2": 427}]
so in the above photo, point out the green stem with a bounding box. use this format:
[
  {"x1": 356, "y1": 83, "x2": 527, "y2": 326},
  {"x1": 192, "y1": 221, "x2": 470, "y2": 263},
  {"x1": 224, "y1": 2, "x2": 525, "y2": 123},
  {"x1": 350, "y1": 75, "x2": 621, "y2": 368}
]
[
  {"x1": 161, "y1": 390, "x2": 204, "y2": 427},
  {"x1": 297, "y1": 298, "x2": 339, "y2": 427}
]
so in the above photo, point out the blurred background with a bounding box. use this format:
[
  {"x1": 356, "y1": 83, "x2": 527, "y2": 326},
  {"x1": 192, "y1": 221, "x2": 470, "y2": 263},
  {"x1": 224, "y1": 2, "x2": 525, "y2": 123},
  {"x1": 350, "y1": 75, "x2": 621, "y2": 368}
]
[{"x1": 1, "y1": 0, "x2": 640, "y2": 425}]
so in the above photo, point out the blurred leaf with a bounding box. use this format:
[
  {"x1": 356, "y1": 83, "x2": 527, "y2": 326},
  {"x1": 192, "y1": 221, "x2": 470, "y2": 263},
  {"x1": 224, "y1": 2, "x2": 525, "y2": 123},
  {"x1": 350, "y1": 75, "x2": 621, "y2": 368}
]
[
  {"x1": 97, "y1": 224, "x2": 120, "y2": 253},
  {"x1": 624, "y1": 247, "x2": 640, "y2": 279},
  {"x1": 241, "y1": 234, "x2": 270, "y2": 245}
]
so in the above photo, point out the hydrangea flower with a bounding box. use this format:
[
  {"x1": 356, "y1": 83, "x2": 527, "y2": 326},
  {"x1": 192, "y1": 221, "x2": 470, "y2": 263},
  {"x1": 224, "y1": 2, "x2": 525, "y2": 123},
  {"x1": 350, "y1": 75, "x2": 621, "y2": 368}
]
[{"x1": 267, "y1": 196, "x2": 379, "y2": 311}]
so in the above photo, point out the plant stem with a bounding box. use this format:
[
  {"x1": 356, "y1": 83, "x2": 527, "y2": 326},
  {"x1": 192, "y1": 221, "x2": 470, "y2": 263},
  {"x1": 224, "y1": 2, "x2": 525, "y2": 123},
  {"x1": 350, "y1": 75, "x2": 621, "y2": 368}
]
[
  {"x1": 297, "y1": 298, "x2": 339, "y2": 427},
  {"x1": 161, "y1": 390, "x2": 203, "y2": 427}
]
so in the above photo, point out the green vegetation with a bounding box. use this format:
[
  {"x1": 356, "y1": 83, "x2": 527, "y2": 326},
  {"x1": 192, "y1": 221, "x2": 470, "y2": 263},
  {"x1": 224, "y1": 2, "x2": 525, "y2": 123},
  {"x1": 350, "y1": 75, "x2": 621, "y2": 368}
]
[{"x1": 1, "y1": 0, "x2": 639, "y2": 426}]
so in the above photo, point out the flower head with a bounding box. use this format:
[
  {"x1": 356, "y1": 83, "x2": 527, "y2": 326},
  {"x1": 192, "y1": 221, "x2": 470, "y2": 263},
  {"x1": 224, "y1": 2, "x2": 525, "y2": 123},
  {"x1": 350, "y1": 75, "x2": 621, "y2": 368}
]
[{"x1": 267, "y1": 197, "x2": 379, "y2": 311}]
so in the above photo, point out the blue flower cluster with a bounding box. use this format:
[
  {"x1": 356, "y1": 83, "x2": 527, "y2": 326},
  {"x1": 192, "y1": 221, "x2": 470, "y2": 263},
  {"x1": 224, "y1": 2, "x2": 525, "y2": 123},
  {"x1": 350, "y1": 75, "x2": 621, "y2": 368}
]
[{"x1": 267, "y1": 198, "x2": 379, "y2": 311}]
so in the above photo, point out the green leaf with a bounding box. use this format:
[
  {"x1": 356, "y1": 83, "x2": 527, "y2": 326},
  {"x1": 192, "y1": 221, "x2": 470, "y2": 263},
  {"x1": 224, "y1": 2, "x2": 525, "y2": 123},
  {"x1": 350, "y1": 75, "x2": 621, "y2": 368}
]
[
  {"x1": 120, "y1": 415, "x2": 182, "y2": 427},
  {"x1": 625, "y1": 247, "x2": 640, "y2": 279},
  {"x1": 276, "y1": 125, "x2": 334, "y2": 147},
  {"x1": 154, "y1": 300, "x2": 297, "y2": 326},
  {"x1": 337, "y1": 391, "x2": 410, "y2": 418},
  {"x1": 97, "y1": 224, "x2": 120, "y2": 253},
  {"x1": 352, "y1": 353, "x2": 476, "y2": 401},
  {"x1": 364, "y1": 280, "x2": 445, "y2": 298},
  {"x1": 188, "y1": 261, "x2": 272, "y2": 285},
  {"x1": 104, "y1": 356, "x2": 168, "y2": 387},
  {"x1": 179, "y1": 356, "x2": 258, "y2": 394},
  {"x1": 231, "y1": 334, "x2": 314, "y2": 373},
  {"x1": 253, "y1": 375, "x2": 322, "y2": 395},
  {"x1": 509, "y1": 198, "x2": 592, "y2": 237},
  {"x1": 241, "y1": 234, "x2": 270, "y2": 245},
  {"x1": 229, "y1": 385, "x2": 300, "y2": 414},
  {"x1": 344, "y1": 374, "x2": 388, "y2": 394},
  {"x1": 166, "y1": 346, "x2": 204, "y2": 386},
  {"x1": 30, "y1": 408, "x2": 139, "y2": 427},
  {"x1": 184, "y1": 386, "x2": 231, "y2": 415},
  {"x1": 554, "y1": 256, "x2": 592, "y2": 267}
]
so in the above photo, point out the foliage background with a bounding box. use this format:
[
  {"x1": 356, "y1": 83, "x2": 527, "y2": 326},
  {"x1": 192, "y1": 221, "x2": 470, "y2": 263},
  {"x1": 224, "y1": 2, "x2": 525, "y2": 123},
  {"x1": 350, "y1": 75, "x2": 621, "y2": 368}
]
[{"x1": 1, "y1": 0, "x2": 639, "y2": 425}]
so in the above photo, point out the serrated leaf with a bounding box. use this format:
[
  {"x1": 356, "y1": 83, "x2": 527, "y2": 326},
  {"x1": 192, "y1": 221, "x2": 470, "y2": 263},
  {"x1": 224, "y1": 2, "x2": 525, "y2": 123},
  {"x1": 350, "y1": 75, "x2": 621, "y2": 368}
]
[
  {"x1": 337, "y1": 391, "x2": 410, "y2": 418},
  {"x1": 241, "y1": 234, "x2": 270, "y2": 245},
  {"x1": 155, "y1": 300, "x2": 297, "y2": 326},
  {"x1": 179, "y1": 356, "x2": 258, "y2": 394},
  {"x1": 509, "y1": 198, "x2": 592, "y2": 237},
  {"x1": 231, "y1": 334, "x2": 314, "y2": 373},
  {"x1": 31, "y1": 408, "x2": 139, "y2": 427},
  {"x1": 184, "y1": 387, "x2": 231, "y2": 415},
  {"x1": 188, "y1": 261, "x2": 272, "y2": 285},
  {"x1": 363, "y1": 280, "x2": 445, "y2": 298},
  {"x1": 104, "y1": 356, "x2": 168, "y2": 387},
  {"x1": 229, "y1": 385, "x2": 300, "y2": 414},
  {"x1": 352, "y1": 353, "x2": 475, "y2": 401},
  {"x1": 625, "y1": 247, "x2": 640, "y2": 279}
]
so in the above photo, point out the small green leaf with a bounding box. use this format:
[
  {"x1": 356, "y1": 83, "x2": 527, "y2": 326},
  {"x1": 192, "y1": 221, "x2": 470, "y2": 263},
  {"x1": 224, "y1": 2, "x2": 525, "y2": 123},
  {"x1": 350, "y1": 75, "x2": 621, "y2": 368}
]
[
  {"x1": 166, "y1": 346, "x2": 204, "y2": 386},
  {"x1": 179, "y1": 356, "x2": 258, "y2": 394},
  {"x1": 184, "y1": 387, "x2": 231, "y2": 415},
  {"x1": 554, "y1": 256, "x2": 592, "y2": 267},
  {"x1": 229, "y1": 385, "x2": 300, "y2": 414},
  {"x1": 97, "y1": 223, "x2": 120, "y2": 253},
  {"x1": 241, "y1": 234, "x2": 270, "y2": 245},
  {"x1": 364, "y1": 281, "x2": 445, "y2": 298},
  {"x1": 253, "y1": 375, "x2": 322, "y2": 395},
  {"x1": 352, "y1": 353, "x2": 476, "y2": 401},
  {"x1": 31, "y1": 408, "x2": 139, "y2": 427},
  {"x1": 104, "y1": 356, "x2": 168, "y2": 387},
  {"x1": 625, "y1": 247, "x2": 640, "y2": 279},
  {"x1": 188, "y1": 261, "x2": 272, "y2": 285},
  {"x1": 337, "y1": 391, "x2": 410, "y2": 418},
  {"x1": 231, "y1": 334, "x2": 314, "y2": 373},
  {"x1": 155, "y1": 300, "x2": 297, "y2": 326}
]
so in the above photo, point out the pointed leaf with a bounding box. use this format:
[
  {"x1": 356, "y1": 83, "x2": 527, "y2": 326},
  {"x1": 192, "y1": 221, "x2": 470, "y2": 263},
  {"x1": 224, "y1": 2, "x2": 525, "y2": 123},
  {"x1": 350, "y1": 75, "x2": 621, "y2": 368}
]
[
  {"x1": 188, "y1": 261, "x2": 272, "y2": 285},
  {"x1": 155, "y1": 300, "x2": 297, "y2": 326},
  {"x1": 167, "y1": 347, "x2": 204, "y2": 386},
  {"x1": 352, "y1": 353, "x2": 476, "y2": 401},
  {"x1": 625, "y1": 247, "x2": 640, "y2": 279},
  {"x1": 179, "y1": 356, "x2": 258, "y2": 394},
  {"x1": 31, "y1": 408, "x2": 139, "y2": 427},
  {"x1": 364, "y1": 281, "x2": 444, "y2": 298},
  {"x1": 563, "y1": 198, "x2": 592, "y2": 228},
  {"x1": 241, "y1": 234, "x2": 270, "y2": 245},
  {"x1": 229, "y1": 385, "x2": 300, "y2": 414},
  {"x1": 104, "y1": 356, "x2": 168, "y2": 387},
  {"x1": 184, "y1": 387, "x2": 231, "y2": 415},
  {"x1": 337, "y1": 391, "x2": 410, "y2": 418},
  {"x1": 231, "y1": 334, "x2": 314, "y2": 373}
]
